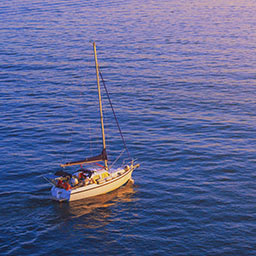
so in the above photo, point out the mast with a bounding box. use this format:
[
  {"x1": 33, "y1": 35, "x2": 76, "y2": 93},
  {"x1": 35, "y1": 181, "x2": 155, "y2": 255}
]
[{"x1": 93, "y1": 42, "x2": 108, "y2": 170}]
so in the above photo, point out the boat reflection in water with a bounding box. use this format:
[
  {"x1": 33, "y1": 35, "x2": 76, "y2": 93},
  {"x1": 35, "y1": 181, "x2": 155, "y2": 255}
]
[{"x1": 56, "y1": 180, "x2": 136, "y2": 229}]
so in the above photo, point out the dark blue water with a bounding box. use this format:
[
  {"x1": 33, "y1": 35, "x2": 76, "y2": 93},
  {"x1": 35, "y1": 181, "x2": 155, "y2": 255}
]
[{"x1": 1, "y1": 0, "x2": 256, "y2": 255}]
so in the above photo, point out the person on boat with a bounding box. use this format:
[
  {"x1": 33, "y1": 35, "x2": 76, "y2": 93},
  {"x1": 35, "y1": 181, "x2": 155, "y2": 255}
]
[
  {"x1": 70, "y1": 176, "x2": 79, "y2": 187},
  {"x1": 77, "y1": 172, "x2": 90, "y2": 186},
  {"x1": 77, "y1": 169, "x2": 93, "y2": 179},
  {"x1": 57, "y1": 179, "x2": 71, "y2": 190},
  {"x1": 84, "y1": 169, "x2": 93, "y2": 178},
  {"x1": 57, "y1": 179, "x2": 63, "y2": 187}
]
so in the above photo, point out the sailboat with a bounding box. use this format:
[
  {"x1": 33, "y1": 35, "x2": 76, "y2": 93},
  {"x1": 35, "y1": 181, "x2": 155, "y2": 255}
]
[{"x1": 45, "y1": 42, "x2": 139, "y2": 202}]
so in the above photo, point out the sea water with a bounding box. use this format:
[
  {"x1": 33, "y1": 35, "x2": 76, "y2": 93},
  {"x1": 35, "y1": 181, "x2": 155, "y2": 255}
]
[{"x1": 1, "y1": 0, "x2": 256, "y2": 255}]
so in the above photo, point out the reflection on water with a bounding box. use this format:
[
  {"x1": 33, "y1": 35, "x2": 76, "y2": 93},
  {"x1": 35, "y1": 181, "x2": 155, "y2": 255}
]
[{"x1": 55, "y1": 181, "x2": 136, "y2": 229}]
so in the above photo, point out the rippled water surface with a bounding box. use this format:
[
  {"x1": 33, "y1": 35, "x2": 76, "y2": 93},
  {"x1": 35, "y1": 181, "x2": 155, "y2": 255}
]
[{"x1": 1, "y1": 0, "x2": 256, "y2": 255}]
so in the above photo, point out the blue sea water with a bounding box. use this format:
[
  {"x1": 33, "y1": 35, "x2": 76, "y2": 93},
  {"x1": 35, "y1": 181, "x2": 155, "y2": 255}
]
[{"x1": 1, "y1": 0, "x2": 256, "y2": 255}]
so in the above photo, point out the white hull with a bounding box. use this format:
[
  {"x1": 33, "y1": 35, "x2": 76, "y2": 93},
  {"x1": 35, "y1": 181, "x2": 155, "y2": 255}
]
[{"x1": 51, "y1": 166, "x2": 135, "y2": 202}]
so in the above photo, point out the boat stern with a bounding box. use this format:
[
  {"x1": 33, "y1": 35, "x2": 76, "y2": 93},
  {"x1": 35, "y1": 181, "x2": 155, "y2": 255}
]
[{"x1": 51, "y1": 186, "x2": 71, "y2": 202}]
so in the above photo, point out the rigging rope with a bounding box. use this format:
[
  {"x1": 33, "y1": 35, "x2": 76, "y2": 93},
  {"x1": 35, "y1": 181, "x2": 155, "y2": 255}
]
[
  {"x1": 109, "y1": 148, "x2": 126, "y2": 170},
  {"x1": 99, "y1": 69, "x2": 132, "y2": 161}
]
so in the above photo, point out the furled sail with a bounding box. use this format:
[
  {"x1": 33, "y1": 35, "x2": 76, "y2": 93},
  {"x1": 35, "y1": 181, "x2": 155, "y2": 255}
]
[{"x1": 60, "y1": 149, "x2": 107, "y2": 167}]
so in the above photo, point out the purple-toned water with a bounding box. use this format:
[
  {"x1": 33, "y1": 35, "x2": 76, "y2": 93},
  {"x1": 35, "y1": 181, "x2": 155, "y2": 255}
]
[{"x1": 1, "y1": 0, "x2": 256, "y2": 255}]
